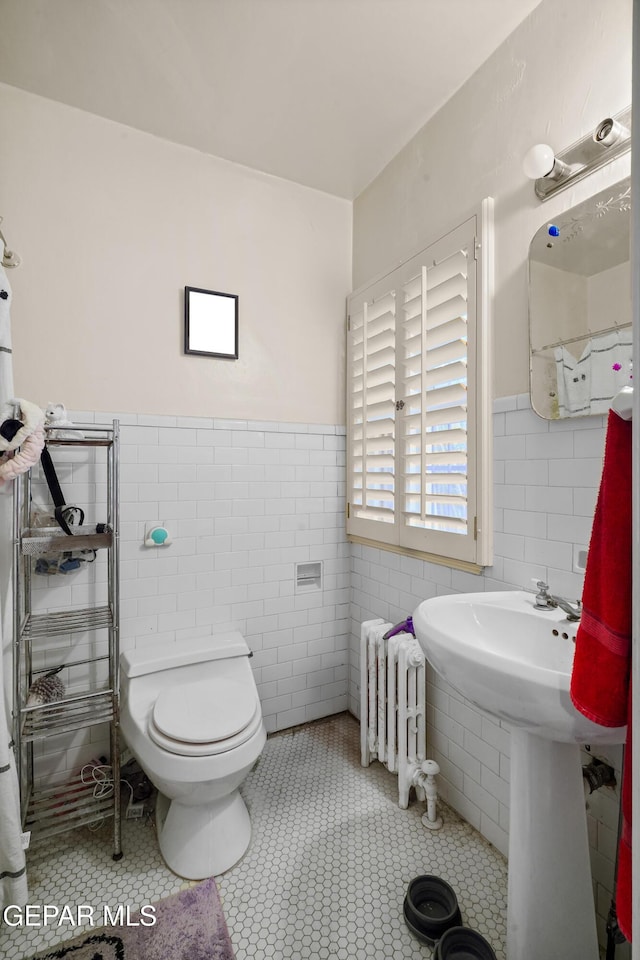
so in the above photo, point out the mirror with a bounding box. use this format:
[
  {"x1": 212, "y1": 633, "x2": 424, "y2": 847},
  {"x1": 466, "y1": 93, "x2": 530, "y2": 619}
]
[
  {"x1": 529, "y1": 177, "x2": 631, "y2": 419},
  {"x1": 184, "y1": 286, "x2": 239, "y2": 359}
]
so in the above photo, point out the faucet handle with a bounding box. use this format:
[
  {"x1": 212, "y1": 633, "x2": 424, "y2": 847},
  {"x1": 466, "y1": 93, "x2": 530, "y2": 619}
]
[
  {"x1": 532, "y1": 578, "x2": 549, "y2": 592},
  {"x1": 531, "y1": 579, "x2": 553, "y2": 608}
]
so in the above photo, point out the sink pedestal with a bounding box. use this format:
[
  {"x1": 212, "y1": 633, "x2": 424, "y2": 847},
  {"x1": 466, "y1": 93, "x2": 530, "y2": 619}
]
[
  {"x1": 412, "y1": 591, "x2": 625, "y2": 960},
  {"x1": 508, "y1": 730, "x2": 599, "y2": 960}
]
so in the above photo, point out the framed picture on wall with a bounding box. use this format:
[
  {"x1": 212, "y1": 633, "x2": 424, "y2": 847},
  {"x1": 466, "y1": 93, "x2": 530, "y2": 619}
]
[{"x1": 184, "y1": 286, "x2": 239, "y2": 359}]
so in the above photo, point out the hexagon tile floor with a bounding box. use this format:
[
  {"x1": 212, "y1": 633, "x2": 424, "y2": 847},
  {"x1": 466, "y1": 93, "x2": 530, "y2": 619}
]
[{"x1": 2, "y1": 713, "x2": 507, "y2": 960}]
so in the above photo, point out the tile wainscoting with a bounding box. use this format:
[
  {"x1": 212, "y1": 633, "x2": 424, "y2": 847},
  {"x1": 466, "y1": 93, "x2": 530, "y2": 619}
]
[{"x1": 29, "y1": 411, "x2": 350, "y2": 786}]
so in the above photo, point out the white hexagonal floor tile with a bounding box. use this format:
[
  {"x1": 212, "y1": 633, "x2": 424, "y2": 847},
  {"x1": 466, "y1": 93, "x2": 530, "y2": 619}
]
[{"x1": 2, "y1": 714, "x2": 508, "y2": 960}]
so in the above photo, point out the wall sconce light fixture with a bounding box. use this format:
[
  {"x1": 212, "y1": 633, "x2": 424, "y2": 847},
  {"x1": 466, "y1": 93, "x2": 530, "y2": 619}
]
[{"x1": 523, "y1": 105, "x2": 631, "y2": 201}]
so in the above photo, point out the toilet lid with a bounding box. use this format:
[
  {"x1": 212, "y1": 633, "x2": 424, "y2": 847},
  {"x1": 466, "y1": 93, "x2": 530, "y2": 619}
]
[{"x1": 152, "y1": 676, "x2": 257, "y2": 744}]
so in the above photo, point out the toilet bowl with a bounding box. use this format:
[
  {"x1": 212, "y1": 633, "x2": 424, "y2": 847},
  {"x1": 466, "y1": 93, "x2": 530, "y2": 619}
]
[{"x1": 120, "y1": 631, "x2": 266, "y2": 880}]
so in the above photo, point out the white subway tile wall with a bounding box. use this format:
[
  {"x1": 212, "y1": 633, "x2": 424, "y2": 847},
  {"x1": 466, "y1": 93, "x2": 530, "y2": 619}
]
[
  {"x1": 349, "y1": 394, "x2": 625, "y2": 954},
  {"x1": 29, "y1": 412, "x2": 349, "y2": 789}
]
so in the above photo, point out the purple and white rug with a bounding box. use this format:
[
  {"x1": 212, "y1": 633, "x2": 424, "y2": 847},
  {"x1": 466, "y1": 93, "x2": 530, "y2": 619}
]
[{"x1": 29, "y1": 879, "x2": 236, "y2": 960}]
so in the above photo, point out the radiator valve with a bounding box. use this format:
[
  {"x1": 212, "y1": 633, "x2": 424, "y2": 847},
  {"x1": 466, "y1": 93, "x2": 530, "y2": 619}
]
[{"x1": 413, "y1": 759, "x2": 443, "y2": 830}]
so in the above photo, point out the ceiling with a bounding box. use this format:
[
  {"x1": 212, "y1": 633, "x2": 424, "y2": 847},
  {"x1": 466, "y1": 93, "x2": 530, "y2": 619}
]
[{"x1": 0, "y1": 0, "x2": 542, "y2": 199}]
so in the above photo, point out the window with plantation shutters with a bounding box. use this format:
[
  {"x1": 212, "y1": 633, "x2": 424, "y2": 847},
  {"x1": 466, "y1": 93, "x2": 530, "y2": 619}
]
[{"x1": 347, "y1": 202, "x2": 493, "y2": 569}]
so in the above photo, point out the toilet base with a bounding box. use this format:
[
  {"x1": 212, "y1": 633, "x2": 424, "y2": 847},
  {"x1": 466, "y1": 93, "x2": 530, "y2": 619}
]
[{"x1": 155, "y1": 788, "x2": 251, "y2": 879}]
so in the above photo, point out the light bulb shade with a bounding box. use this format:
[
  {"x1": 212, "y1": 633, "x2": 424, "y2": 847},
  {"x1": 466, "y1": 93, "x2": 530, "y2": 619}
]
[{"x1": 523, "y1": 143, "x2": 556, "y2": 180}]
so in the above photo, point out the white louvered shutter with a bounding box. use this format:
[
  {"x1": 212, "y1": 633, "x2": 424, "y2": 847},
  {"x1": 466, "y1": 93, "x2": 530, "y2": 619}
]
[
  {"x1": 398, "y1": 220, "x2": 478, "y2": 562},
  {"x1": 347, "y1": 203, "x2": 492, "y2": 567},
  {"x1": 347, "y1": 276, "x2": 398, "y2": 545}
]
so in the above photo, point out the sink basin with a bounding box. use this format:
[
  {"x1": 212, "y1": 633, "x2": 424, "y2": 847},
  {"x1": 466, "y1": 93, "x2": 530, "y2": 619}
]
[
  {"x1": 412, "y1": 589, "x2": 625, "y2": 743},
  {"x1": 413, "y1": 589, "x2": 626, "y2": 960}
]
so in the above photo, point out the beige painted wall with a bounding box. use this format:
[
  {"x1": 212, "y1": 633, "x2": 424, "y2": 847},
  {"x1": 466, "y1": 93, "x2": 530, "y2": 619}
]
[
  {"x1": 588, "y1": 260, "x2": 632, "y2": 331},
  {"x1": 530, "y1": 261, "x2": 588, "y2": 352},
  {"x1": 530, "y1": 258, "x2": 631, "y2": 359},
  {"x1": 0, "y1": 0, "x2": 632, "y2": 418},
  {"x1": 0, "y1": 83, "x2": 352, "y2": 424},
  {"x1": 352, "y1": 0, "x2": 632, "y2": 399}
]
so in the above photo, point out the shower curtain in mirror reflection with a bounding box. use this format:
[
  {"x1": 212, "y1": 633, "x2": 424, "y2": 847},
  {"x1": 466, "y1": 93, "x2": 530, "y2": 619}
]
[
  {"x1": 554, "y1": 328, "x2": 633, "y2": 417},
  {"x1": 0, "y1": 258, "x2": 28, "y2": 908}
]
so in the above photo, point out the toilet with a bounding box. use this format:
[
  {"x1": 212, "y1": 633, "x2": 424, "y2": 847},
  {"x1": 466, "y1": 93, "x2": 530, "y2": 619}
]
[{"x1": 120, "y1": 631, "x2": 266, "y2": 880}]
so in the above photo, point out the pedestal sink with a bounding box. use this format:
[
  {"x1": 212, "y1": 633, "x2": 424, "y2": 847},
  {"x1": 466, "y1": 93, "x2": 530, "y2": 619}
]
[{"x1": 413, "y1": 590, "x2": 626, "y2": 960}]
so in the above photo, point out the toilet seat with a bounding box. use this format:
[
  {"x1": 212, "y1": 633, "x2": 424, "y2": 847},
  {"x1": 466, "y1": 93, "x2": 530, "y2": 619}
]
[{"x1": 148, "y1": 675, "x2": 262, "y2": 757}]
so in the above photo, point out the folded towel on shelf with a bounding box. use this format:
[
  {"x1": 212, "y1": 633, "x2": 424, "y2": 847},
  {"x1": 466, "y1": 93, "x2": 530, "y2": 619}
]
[{"x1": 570, "y1": 408, "x2": 632, "y2": 940}]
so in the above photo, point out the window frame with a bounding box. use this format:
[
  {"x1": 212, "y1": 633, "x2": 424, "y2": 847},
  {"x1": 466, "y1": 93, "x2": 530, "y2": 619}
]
[{"x1": 346, "y1": 200, "x2": 493, "y2": 570}]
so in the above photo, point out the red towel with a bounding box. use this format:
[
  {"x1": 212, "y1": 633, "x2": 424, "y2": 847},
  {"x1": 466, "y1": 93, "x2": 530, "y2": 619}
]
[{"x1": 570, "y1": 410, "x2": 632, "y2": 940}]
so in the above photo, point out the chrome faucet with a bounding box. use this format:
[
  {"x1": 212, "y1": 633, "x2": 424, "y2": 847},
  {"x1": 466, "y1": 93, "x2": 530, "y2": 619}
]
[{"x1": 533, "y1": 581, "x2": 582, "y2": 622}]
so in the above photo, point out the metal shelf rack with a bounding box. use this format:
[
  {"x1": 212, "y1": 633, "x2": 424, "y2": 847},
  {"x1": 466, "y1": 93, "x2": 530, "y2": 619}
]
[{"x1": 12, "y1": 421, "x2": 122, "y2": 858}]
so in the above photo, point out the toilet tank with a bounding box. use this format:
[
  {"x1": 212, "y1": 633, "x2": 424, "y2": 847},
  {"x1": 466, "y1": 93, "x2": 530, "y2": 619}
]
[
  {"x1": 121, "y1": 631, "x2": 251, "y2": 678},
  {"x1": 120, "y1": 632, "x2": 256, "y2": 721}
]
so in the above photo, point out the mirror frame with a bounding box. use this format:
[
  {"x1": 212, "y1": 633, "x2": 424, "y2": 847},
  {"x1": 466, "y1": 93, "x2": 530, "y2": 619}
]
[{"x1": 184, "y1": 286, "x2": 239, "y2": 359}]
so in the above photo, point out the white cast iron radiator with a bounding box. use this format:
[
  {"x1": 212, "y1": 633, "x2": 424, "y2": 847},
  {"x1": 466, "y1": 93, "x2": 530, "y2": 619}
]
[{"x1": 360, "y1": 618, "x2": 427, "y2": 808}]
